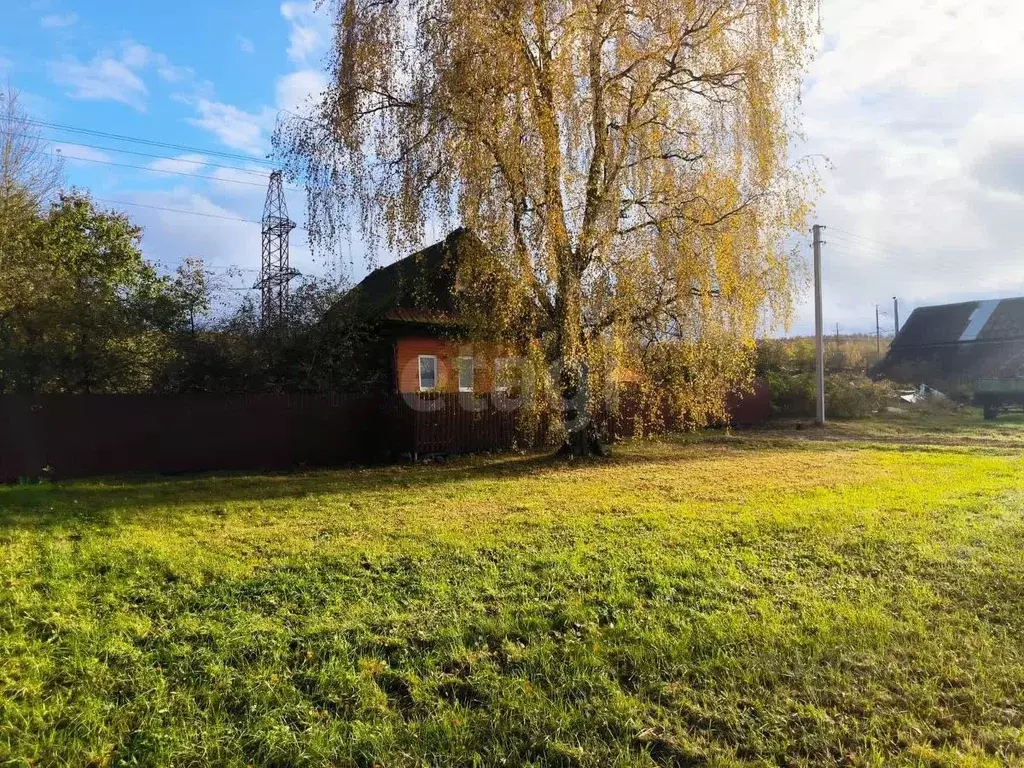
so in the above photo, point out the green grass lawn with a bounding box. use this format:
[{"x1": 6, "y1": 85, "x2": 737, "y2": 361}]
[
  {"x1": 823, "y1": 407, "x2": 1024, "y2": 447},
  {"x1": 2, "y1": 420, "x2": 1024, "y2": 767}
]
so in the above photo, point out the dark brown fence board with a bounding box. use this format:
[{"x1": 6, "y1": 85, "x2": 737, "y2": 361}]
[
  {"x1": 0, "y1": 382, "x2": 770, "y2": 483},
  {"x1": 0, "y1": 394, "x2": 391, "y2": 482}
]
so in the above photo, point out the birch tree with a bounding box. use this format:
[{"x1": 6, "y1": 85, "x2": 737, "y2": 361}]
[
  {"x1": 1, "y1": 86, "x2": 65, "y2": 318},
  {"x1": 0, "y1": 87, "x2": 64, "y2": 254},
  {"x1": 277, "y1": 0, "x2": 819, "y2": 455}
]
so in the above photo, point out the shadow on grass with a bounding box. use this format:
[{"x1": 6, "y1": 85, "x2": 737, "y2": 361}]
[
  {"x1": 0, "y1": 449, "x2": 606, "y2": 531},
  {"x1": 0, "y1": 425, "x2": 988, "y2": 533}
]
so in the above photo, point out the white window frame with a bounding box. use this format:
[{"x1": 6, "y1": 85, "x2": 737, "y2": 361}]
[
  {"x1": 418, "y1": 355, "x2": 438, "y2": 392},
  {"x1": 455, "y1": 356, "x2": 475, "y2": 392}
]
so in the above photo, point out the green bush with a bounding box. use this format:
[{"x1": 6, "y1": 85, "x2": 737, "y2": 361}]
[
  {"x1": 825, "y1": 375, "x2": 895, "y2": 419},
  {"x1": 767, "y1": 371, "x2": 894, "y2": 419},
  {"x1": 766, "y1": 370, "x2": 816, "y2": 417}
]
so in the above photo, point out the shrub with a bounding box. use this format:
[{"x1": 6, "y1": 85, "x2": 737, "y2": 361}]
[
  {"x1": 766, "y1": 370, "x2": 816, "y2": 417},
  {"x1": 825, "y1": 375, "x2": 895, "y2": 419},
  {"x1": 767, "y1": 371, "x2": 895, "y2": 419}
]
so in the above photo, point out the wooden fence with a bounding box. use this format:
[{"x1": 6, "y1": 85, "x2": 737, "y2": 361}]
[
  {"x1": 0, "y1": 394, "x2": 398, "y2": 483},
  {"x1": 0, "y1": 382, "x2": 770, "y2": 483},
  {"x1": 406, "y1": 394, "x2": 539, "y2": 456}
]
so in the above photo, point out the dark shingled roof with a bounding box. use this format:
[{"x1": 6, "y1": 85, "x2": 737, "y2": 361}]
[
  {"x1": 880, "y1": 296, "x2": 1024, "y2": 383},
  {"x1": 327, "y1": 228, "x2": 541, "y2": 341},
  {"x1": 977, "y1": 297, "x2": 1024, "y2": 342},
  {"x1": 891, "y1": 301, "x2": 983, "y2": 348},
  {"x1": 340, "y1": 228, "x2": 478, "y2": 325},
  {"x1": 892, "y1": 297, "x2": 1024, "y2": 349}
]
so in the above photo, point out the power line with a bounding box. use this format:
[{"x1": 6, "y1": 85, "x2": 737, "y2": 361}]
[
  {"x1": 93, "y1": 195, "x2": 309, "y2": 232},
  {"x1": 821, "y1": 245, "x2": 916, "y2": 274},
  {"x1": 147, "y1": 258, "x2": 259, "y2": 273},
  {"x1": 4, "y1": 129, "x2": 306, "y2": 206},
  {"x1": 92, "y1": 196, "x2": 264, "y2": 226},
  {"x1": 15, "y1": 117, "x2": 283, "y2": 169},
  {"x1": 824, "y1": 243, "x2": 882, "y2": 259},
  {"x1": 826, "y1": 243, "x2": 975, "y2": 275},
  {"x1": 827, "y1": 233, "x2": 899, "y2": 259},
  {"x1": 826, "y1": 239, "x2": 929, "y2": 266},
  {"x1": 828, "y1": 230, "x2": 971, "y2": 267},
  {"x1": 829, "y1": 227, "x2": 900, "y2": 252},
  {"x1": 48, "y1": 151, "x2": 288, "y2": 190},
  {"x1": 1, "y1": 128, "x2": 274, "y2": 179},
  {"x1": 0, "y1": 129, "x2": 276, "y2": 179}
]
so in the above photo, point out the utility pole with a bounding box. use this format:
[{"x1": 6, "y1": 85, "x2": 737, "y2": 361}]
[
  {"x1": 835, "y1": 323, "x2": 840, "y2": 345},
  {"x1": 813, "y1": 225, "x2": 825, "y2": 425},
  {"x1": 875, "y1": 304, "x2": 882, "y2": 359},
  {"x1": 893, "y1": 296, "x2": 900, "y2": 336}
]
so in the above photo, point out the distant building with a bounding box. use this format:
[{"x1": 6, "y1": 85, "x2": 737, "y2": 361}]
[{"x1": 880, "y1": 297, "x2": 1024, "y2": 385}]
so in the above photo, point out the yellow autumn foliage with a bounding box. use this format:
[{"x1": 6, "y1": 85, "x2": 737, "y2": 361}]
[{"x1": 278, "y1": 0, "x2": 820, "y2": 449}]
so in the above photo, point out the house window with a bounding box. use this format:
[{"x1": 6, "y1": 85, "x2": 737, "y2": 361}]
[
  {"x1": 418, "y1": 355, "x2": 438, "y2": 391},
  {"x1": 456, "y1": 357, "x2": 475, "y2": 392}
]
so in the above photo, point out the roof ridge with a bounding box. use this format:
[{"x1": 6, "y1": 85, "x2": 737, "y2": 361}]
[{"x1": 914, "y1": 295, "x2": 1024, "y2": 312}]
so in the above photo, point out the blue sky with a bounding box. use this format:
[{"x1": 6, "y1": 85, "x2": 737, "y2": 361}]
[
  {"x1": 2, "y1": 0, "x2": 1024, "y2": 334},
  {"x1": 1, "y1": 0, "x2": 339, "y2": 292}
]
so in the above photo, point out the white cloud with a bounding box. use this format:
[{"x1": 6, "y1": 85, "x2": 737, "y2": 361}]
[
  {"x1": 122, "y1": 187, "x2": 318, "y2": 299},
  {"x1": 137, "y1": 154, "x2": 273, "y2": 199},
  {"x1": 40, "y1": 12, "x2": 78, "y2": 29},
  {"x1": 119, "y1": 41, "x2": 192, "y2": 83},
  {"x1": 119, "y1": 41, "x2": 153, "y2": 69},
  {"x1": 157, "y1": 64, "x2": 189, "y2": 84},
  {"x1": 187, "y1": 68, "x2": 328, "y2": 158},
  {"x1": 174, "y1": 7, "x2": 333, "y2": 162},
  {"x1": 789, "y1": 0, "x2": 1024, "y2": 335},
  {"x1": 48, "y1": 40, "x2": 190, "y2": 111},
  {"x1": 171, "y1": 78, "x2": 215, "y2": 105},
  {"x1": 127, "y1": 188, "x2": 264, "y2": 275},
  {"x1": 280, "y1": 2, "x2": 331, "y2": 65},
  {"x1": 275, "y1": 69, "x2": 327, "y2": 114},
  {"x1": 810, "y1": 0, "x2": 1024, "y2": 102},
  {"x1": 207, "y1": 165, "x2": 275, "y2": 194},
  {"x1": 186, "y1": 99, "x2": 276, "y2": 155},
  {"x1": 50, "y1": 55, "x2": 148, "y2": 110}
]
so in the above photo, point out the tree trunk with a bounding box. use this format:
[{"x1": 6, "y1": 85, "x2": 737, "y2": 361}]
[
  {"x1": 557, "y1": 360, "x2": 606, "y2": 458},
  {"x1": 551, "y1": 259, "x2": 606, "y2": 459},
  {"x1": 559, "y1": 421, "x2": 605, "y2": 458}
]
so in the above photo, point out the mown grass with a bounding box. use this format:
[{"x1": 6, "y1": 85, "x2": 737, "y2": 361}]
[
  {"x1": 825, "y1": 407, "x2": 1024, "y2": 446},
  {"x1": 2, "y1": 427, "x2": 1024, "y2": 767}
]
